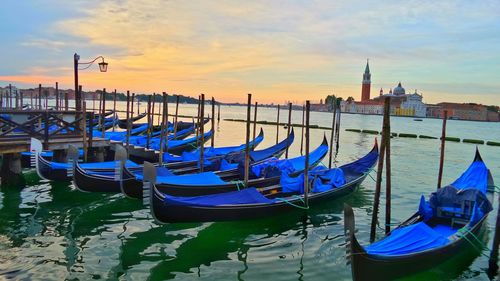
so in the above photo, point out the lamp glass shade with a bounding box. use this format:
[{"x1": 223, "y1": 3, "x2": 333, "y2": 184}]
[{"x1": 98, "y1": 62, "x2": 108, "y2": 72}]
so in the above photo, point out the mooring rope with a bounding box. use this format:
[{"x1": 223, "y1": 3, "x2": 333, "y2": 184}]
[
  {"x1": 275, "y1": 195, "x2": 309, "y2": 210},
  {"x1": 455, "y1": 227, "x2": 491, "y2": 259},
  {"x1": 230, "y1": 180, "x2": 245, "y2": 191}
]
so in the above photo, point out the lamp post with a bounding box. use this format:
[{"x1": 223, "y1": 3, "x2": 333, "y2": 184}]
[
  {"x1": 73, "y1": 53, "x2": 108, "y2": 131},
  {"x1": 74, "y1": 53, "x2": 108, "y2": 108}
]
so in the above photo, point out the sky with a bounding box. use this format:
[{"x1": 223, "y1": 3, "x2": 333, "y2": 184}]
[{"x1": 0, "y1": 0, "x2": 499, "y2": 105}]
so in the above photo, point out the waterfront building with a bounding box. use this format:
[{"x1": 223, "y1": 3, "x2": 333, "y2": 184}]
[
  {"x1": 426, "y1": 102, "x2": 498, "y2": 121},
  {"x1": 400, "y1": 90, "x2": 427, "y2": 117}
]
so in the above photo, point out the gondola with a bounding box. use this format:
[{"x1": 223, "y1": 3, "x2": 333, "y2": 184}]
[
  {"x1": 120, "y1": 131, "x2": 293, "y2": 199},
  {"x1": 162, "y1": 128, "x2": 267, "y2": 169},
  {"x1": 32, "y1": 137, "x2": 140, "y2": 182},
  {"x1": 72, "y1": 145, "x2": 145, "y2": 193},
  {"x1": 73, "y1": 129, "x2": 281, "y2": 197},
  {"x1": 128, "y1": 130, "x2": 214, "y2": 163},
  {"x1": 344, "y1": 149, "x2": 494, "y2": 281},
  {"x1": 140, "y1": 135, "x2": 329, "y2": 197},
  {"x1": 117, "y1": 112, "x2": 147, "y2": 128},
  {"x1": 36, "y1": 151, "x2": 141, "y2": 182},
  {"x1": 147, "y1": 140, "x2": 379, "y2": 223},
  {"x1": 92, "y1": 123, "x2": 149, "y2": 141},
  {"x1": 21, "y1": 149, "x2": 85, "y2": 168}
]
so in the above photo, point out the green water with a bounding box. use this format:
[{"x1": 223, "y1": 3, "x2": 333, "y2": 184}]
[{"x1": 0, "y1": 104, "x2": 499, "y2": 280}]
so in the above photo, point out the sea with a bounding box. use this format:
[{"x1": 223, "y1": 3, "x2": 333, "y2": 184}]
[{"x1": 0, "y1": 102, "x2": 499, "y2": 280}]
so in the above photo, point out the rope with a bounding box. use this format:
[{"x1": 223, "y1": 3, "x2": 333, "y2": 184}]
[
  {"x1": 457, "y1": 227, "x2": 489, "y2": 258},
  {"x1": 275, "y1": 195, "x2": 309, "y2": 210},
  {"x1": 375, "y1": 220, "x2": 401, "y2": 231},
  {"x1": 455, "y1": 227, "x2": 491, "y2": 259},
  {"x1": 230, "y1": 180, "x2": 245, "y2": 191}
]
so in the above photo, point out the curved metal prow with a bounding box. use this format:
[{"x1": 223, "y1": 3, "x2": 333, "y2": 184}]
[
  {"x1": 344, "y1": 204, "x2": 357, "y2": 278},
  {"x1": 30, "y1": 138, "x2": 45, "y2": 178},
  {"x1": 114, "y1": 144, "x2": 128, "y2": 164},
  {"x1": 67, "y1": 145, "x2": 79, "y2": 179},
  {"x1": 143, "y1": 161, "x2": 157, "y2": 207},
  {"x1": 30, "y1": 138, "x2": 43, "y2": 154},
  {"x1": 67, "y1": 145, "x2": 79, "y2": 162}
]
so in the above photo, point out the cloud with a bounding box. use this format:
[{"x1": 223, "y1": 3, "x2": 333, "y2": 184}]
[
  {"x1": 21, "y1": 38, "x2": 67, "y2": 51},
  {"x1": 2, "y1": 0, "x2": 500, "y2": 104}
]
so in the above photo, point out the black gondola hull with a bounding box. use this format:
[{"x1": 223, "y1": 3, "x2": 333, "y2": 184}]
[
  {"x1": 73, "y1": 164, "x2": 122, "y2": 193},
  {"x1": 348, "y1": 216, "x2": 487, "y2": 281},
  {"x1": 151, "y1": 174, "x2": 366, "y2": 223},
  {"x1": 36, "y1": 155, "x2": 70, "y2": 181}
]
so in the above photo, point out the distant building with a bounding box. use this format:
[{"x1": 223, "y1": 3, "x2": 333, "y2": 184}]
[
  {"x1": 310, "y1": 99, "x2": 329, "y2": 112},
  {"x1": 361, "y1": 60, "x2": 371, "y2": 101},
  {"x1": 400, "y1": 90, "x2": 426, "y2": 117},
  {"x1": 426, "y1": 102, "x2": 498, "y2": 121}
]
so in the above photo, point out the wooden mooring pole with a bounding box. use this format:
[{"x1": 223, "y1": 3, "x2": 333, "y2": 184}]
[
  {"x1": 158, "y1": 93, "x2": 168, "y2": 165},
  {"x1": 77, "y1": 85, "x2": 83, "y2": 132},
  {"x1": 217, "y1": 104, "x2": 221, "y2": 123},
  {"x1": 146, "y1": 95, "x2": 152, "y2": 149},
  {"x1": 101, "y1": 88, "x2": 106, "y2": 139},
  {"x1": 64, "y1": 92, "x2": 69, "y2": 111},
  {"x1": 328, "y1": 97, "x2": 337, "y2": 169},
  {"x1": 125, "y1": 91, "x2": 131, "y2": 148},
  {"x1": 384, "y1": 99, "x2": 392, "y2": 235},
  {"x1": 276, "y1": 105, "x2": 280, "y2": 144},
  {"x1": 303, "y1": 100, "x2": 311, "y2": 208},
  {"x1": 157, "y1": 93, "x2": 162, "y2": 126},
  {"x1": 83, "y1": 101, "x2": 88, "y2": 162},
  {"x1": 488, "y1": 188, "x2": 500, "y2": 278},
  {"x1": 44, "y1": 86, "x2": 48, "y2": 109},
  {"x1": 244, "y1": 94, "x2": 252, "y2": 188},
  {"x1": 151, "y1": 93, "x2": 156, "y2": 127},
  {"x1": 112, "y1": 89, "x2": 117, "y2": 131},
  {"x1": 173, "y1": 95, "x2": 180, "y2": 138},
  {"x1": 137, "y1": 97, "x2": 140, "y2": 115},
  {"x1": 211, "y1": 97, "x2": 215, "y2": 147},
  {"x1": 8, "y1": 84, "x2": 12, "y2": 108},
  {"x1": 285, "y1": 102, "x2": 292, "y2": 158},
  {"x1": 130, "y1": 93, "x2": 135, "y2": 119},
  {"x1": 38, "y1": 84, "x2": 42, "y2": 110},
  {"x1": 55, "y1": 82, "x2": 59, "y2": 110},
  {"x1": 253, "y1": 102, "x2": 258, "y2": 141},
  {"x1": 437, "y1": 110, "x2": 448, "y2": 189},
  {"x1": 335, "y1": 101, "x2": 341, "y2": 152},
  {"x1": 200, "y1": 94, "x2": 205, "y2": 172},
  {"x1": 370, "y1": 97, "x2": 390, "y2": 242},
  {"x1": 300, "y1": 104, "x2": 305, "y2": 155}
]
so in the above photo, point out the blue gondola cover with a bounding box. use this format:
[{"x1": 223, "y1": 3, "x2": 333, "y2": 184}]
[
  {"x1": 365, "y1": 222, "x2": 450, "y2": 256},
  {"x1": 164, "y1": 187, "x2": 275, "y2": 207}
]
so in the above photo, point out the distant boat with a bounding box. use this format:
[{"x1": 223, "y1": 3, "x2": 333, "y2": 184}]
[{"x1": 413, "y1": 118, "x2": 423, "y2": 121}]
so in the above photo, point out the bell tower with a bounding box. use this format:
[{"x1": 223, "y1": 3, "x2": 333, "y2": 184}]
[{"x1": 361, "y1": 59, "x2": 371, "y2": 101}]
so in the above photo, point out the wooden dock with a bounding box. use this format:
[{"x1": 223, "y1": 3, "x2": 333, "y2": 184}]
[{"x1": 0, "y1": 136, "x2": 108, "y2": 154}]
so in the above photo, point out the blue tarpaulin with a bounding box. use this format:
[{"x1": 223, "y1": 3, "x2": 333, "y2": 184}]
[
  {"x1": 451, "y1": 160, "x2": 489, "y2": 194},
  {"x1": 155, "y1": 171, "x2": 226, "y2": 185},
  {"x1": 280, "y1": 167, "x2": 346, "y2": 194},
  {"x1": 164, "y1": 187, "x2": 275, "y2": 206},
  {"x1": 134, "y1": 166, "x2": 174, "y2": 180},
  {"x1": 51, "y1": 160, "x2": 138, "y2": 170},
  {"x1": 365, "y1": 222, "x2": 450, "y2": 256}
]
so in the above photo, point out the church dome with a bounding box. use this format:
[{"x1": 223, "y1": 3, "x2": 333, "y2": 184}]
[{"x1": 393, "y1": 82, "x2": 405, "y2": 95}]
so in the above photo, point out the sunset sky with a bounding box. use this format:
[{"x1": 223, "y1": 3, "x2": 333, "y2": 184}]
[{"x1": 1, "y1": 0, "x2": 499, "y2": 104}]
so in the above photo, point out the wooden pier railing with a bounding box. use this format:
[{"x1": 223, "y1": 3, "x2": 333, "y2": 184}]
[{"x1": 0, "y1": 109, "x2": 107, "y2": 153}]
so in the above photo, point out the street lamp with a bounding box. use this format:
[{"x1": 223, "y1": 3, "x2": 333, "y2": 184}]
[
  {"x1": 73, "y1": 53, "x2": 108, "y2": 130},
  {"x1": 73, "y1": 53, "x2": 108, "y2": 107}
]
